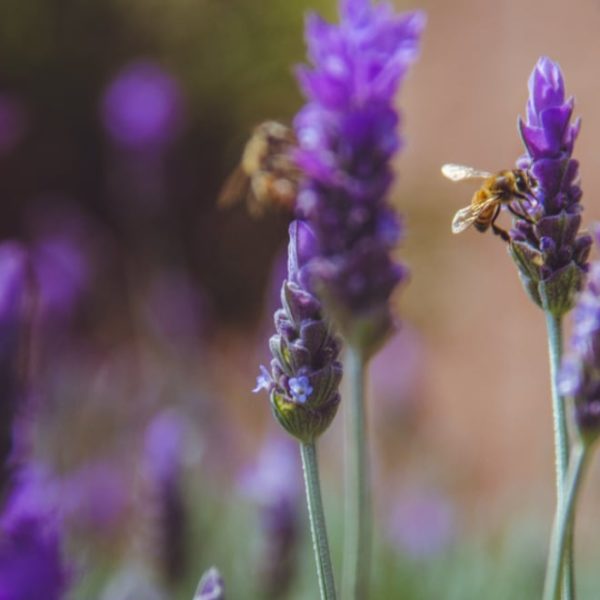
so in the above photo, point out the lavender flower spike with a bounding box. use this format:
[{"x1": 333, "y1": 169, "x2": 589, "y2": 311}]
[
  {"x1": 255, "y1": 221, "x2": 342, "y2": 443},
  {"x1": 294, "y1": 0, "x2": 425, "y2": 353},
  {"x1": 510, "y1": 57, "x2": 591, "y2": 316},
  {"x1": 559, "y1": 227, "x2": 600, "y2": 444}
]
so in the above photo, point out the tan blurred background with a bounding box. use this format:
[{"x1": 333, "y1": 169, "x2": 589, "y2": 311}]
[
  {"x1": 3, "y1": 0, "x2": 600, "y2": 593},
  {"x1": 384, "y1": 0, "x2": 600, "y2": 540}
]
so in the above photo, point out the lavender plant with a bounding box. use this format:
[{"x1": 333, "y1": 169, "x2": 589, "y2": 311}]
[
  {"x1": 255, "y1": 220, "x2": 341, "y2": 599},
  {"x1": 508, "y1": 57, "x2": 591, "y2": 599},
  {"x1": 541, "y1": 227, "x2": 600, "y2": 600},
  {"x1": 293, "y1": 0, "x2": 425, "y2": 595},
  {"x1": 510, "y1": 57, "x2": 591, "y2": 316}
]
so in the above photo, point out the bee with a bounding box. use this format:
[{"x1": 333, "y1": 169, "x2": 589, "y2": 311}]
[
  {"x1": 218, "y1": 121, "x2": 301, "y2": 218},
  {"x1": 441, "y1": 164, "x2": 537, "y2": 242}
]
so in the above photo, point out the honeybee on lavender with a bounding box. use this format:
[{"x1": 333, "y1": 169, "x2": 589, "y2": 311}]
[
  {"x1": 442, "y1": 164, "x2": 537, "y2": 242},
  {"x1": 218, "y1": 121, "x2": 301, "y2": 218}
]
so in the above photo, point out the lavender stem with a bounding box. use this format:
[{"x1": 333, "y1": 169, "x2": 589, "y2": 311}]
[
  {"x1": 300, "y1": 441, "x2": 337, "y2": 600},
  {"x1": 543, "y1": 442, "x2": 589, "y2": 600},
  {"x1": 545, "y1": 311, "x2": 573, "y2": 598},
  {"x1": 343, "y1": 345, "x2": 371, "y2": 599}
]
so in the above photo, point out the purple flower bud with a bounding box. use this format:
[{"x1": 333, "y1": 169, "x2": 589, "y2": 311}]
[
  {"x1": 194, "y1": 567, "x2": 225, "y2": 600},
  {"x1": 101, "y1": 60, "x2": 184, "y2": 151},
  {"x1": 294, "y1": 0, "x2": 425, "y2": 353},
  {"x1": 559, "y1": 227, "x2": 600, "y2": 443},
  {"x1": 510, "y1": 57, "x2": 590, "y2": 316},
  {"x1": 255, "y1": 222, "x2": 342, "y2": 443}
]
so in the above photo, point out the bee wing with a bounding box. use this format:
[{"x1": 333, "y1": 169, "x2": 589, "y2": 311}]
[
  {"x1": 217, "y1": 166, "x2": 251, "y2": 209},
  {"x1": 442, "y1": 164, "x2": 493, "y2": 182},
  {"x1": 451, "y1": 197, "x2": 499, "y2": 234}
]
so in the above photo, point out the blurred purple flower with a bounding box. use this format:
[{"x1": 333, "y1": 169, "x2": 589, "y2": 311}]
[
  {"x1": 61, "y1": 460, "x2": 130, "y2": 533},
  {"x1": 194, "y1": 567, "x2": 225, "y2": 600},
  {"x1": 510, "y1": 57, "x2": 591, "y2": 316},
  {"x1": 101, "y1": 60, "x2": 184, "y2": 150},
  {"x1": 142, "y1": 269, "x2": 212, "y2": 350},
  {"x1": 0, "y1": 94, "x2": 28, "y2": 156},
  {"x1": 294, "y1": 0, "x2": 425, "y2": 352},
  {"x1": 388, "y1": 487, "x2": 455, "y2": 560},
  {"x1": 143, "y1": 409, "x2": 188, "y2": 585},
  {"x1": 239, "y1": 435, "x2": 301, "y2": 598},
  {"x1": 0, "y1": 243, "x2": 31, "y2": 497},
  {"x1": 559, "y1": 227, "x2": 600, "y2": 442},
  {"x1": 0, "y1": 465, "x2": 71, "y2": 600},
  {"x1": 255, "y1": 221, "x2": 342, "y2": 443},
  {"x1": 33, "y1": 234, "x2": 89, "y2": 321},
  {"x1": 370, "y1": 325, "x2": 424, "y2": 420}
]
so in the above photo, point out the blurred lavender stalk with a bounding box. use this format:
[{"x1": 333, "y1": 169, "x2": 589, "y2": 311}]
[
  {"x1": 0, "y1": 243, "x2": 33, "y2": 500},
  {"x1": 508, "y1": 57, "x2": 590, "y2": 599},
  {"x1": 293, "y1": 0, "x2": 425, "y2": 595},
  {"x1": 194, "y1": 567, "x2": 225, "y2": 600},
  {"x1": 542, "y1": 226, "x2": 600, "y2": 600},
  {"x1": 239, "y1": 435, "x2": 301, "y2": 598},
  {"x1": 143, "y1": 408, "x2": 189, "y2": 587}
]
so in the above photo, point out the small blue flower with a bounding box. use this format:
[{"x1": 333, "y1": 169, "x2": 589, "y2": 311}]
[{"x1": 288, "y1": 376, "x2": 313, "y2": 404}]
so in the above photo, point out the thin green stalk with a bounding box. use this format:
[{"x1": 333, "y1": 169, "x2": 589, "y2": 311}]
[
  {"x1": 342, "y1": 345, "x2": 370, "y2": 599},
  {"x1": 300, "y1": 441, "x2": 337, "y2": 600},
  {"x1": 545, "y1": 311, "x2": 573, "y2": 599},
  {"x1": 543, "y1": 443, "x2": 589, "y2": 600}
]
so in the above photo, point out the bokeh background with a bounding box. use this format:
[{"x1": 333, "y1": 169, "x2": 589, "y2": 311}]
[{"x1": 2, "y1": 0, "x2": 600, "y2": 597}]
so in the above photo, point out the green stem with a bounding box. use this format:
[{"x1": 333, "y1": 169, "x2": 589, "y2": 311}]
[
  {"x1": 342, "y1": 345, "x2": 370, "y2": 599},
  {"x1": 544, "y1": 311, "x2": 574, "y2": 599},
  {"x1": 543, "y1": 443, "x2": 589, "y2": 600},
  {"x1": 300, "y1": 441, "x2": 337, "y2": 600}
]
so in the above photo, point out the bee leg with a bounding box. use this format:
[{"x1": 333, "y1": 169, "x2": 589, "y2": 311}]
[
  {"x1": 490, "y1": 205, "x2": 510, "y2": 242},
  {"x1": 491, "y1": 223, "x2": 510, "y2": 242},
  {"x1": 506, "y1": 202, "x2": 535, "y2": 224}
]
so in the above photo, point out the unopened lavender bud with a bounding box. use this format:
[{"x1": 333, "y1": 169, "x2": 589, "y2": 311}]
[
  {"x1": 509, "y1": 57, "x2": 590, "y2": 316},
  {"x1": 559, "y1": 227, "x2": 600, "y2": 445},
  {"x1": 293, "y1": 0, "x2": 425, "y2": 355},
  {"x1": 255, "y1": 221, "x2": 342, "y2": 443},
  {"x1": 194, "y1": 567, "x2": 225, "y2": 600}
]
